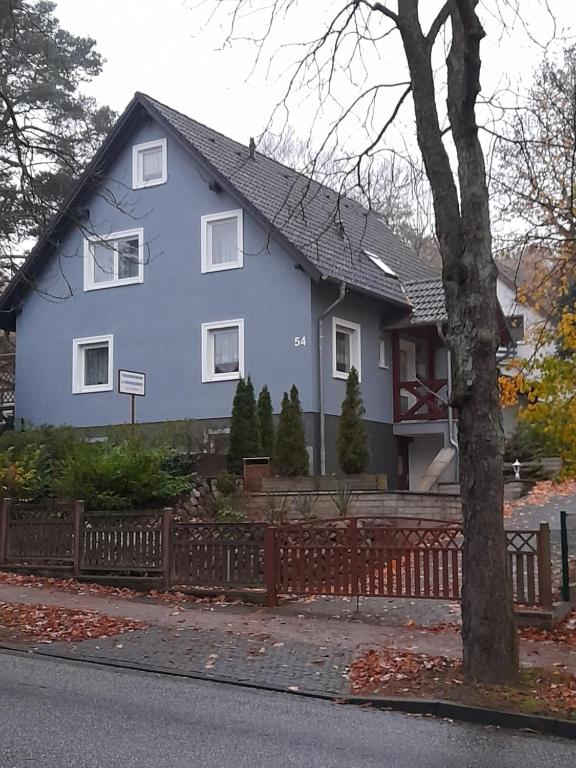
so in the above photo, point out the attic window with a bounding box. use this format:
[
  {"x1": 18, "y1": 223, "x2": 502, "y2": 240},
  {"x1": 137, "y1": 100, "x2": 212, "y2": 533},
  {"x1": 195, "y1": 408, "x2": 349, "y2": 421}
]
[
  {"x1": 363, "y1": 249, "x2": 397, "y2": 278},
  {"x1": 132, "y1": 138, "x2": 167, "y2": 189}
]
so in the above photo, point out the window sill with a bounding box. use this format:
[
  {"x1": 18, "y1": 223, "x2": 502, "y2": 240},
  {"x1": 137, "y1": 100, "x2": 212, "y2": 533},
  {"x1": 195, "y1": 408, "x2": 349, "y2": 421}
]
[
  {"x1": 201, "y1": 261, "x2": 243, "y2": 274},
  {"x1": 73, "y1": 384, "x2": 114, "y2": 394},
  {"x1": 202, "y1": 371, "x2": 241, "y2": 383},
  {"x1": 84, "y1": 276, "x2": 144, "y2": 292},
  {"x1": 132, "y1": 177, "x2": 167, "y2": 190}
]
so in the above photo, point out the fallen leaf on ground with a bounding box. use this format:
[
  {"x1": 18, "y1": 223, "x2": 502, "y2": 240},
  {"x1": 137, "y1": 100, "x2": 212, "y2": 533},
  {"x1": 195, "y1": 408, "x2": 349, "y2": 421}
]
[
  {"x1": 504, "y1": 480, "x2": 576, "y2": 517},
  {"x1": 0, "y1": 601, "x2": 145, "y2": 643},
  {"x1": 349, "y1": 648, "x2": 576, "y2": 720}
]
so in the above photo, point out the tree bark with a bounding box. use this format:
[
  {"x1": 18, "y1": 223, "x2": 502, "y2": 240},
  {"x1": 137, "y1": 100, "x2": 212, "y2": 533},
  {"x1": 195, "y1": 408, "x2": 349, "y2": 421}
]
[{"x1": 396, "y1": 0, "x2": 519, "y2": 683}]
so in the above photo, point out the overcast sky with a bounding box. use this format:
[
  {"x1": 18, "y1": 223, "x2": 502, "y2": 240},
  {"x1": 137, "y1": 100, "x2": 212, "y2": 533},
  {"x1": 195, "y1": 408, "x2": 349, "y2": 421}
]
[{"x1": 55, "y1": 0, "x2": 573, "y2": 154}]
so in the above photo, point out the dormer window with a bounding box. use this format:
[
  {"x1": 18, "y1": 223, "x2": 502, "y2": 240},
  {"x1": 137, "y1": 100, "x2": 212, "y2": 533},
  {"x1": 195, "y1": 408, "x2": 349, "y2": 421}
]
[
  {"x1": 363, "y1": 249, "x2": 397, "y2": 277},
  {"x1": 132, "y1": 138, "x2": 167, "y2": 189}
]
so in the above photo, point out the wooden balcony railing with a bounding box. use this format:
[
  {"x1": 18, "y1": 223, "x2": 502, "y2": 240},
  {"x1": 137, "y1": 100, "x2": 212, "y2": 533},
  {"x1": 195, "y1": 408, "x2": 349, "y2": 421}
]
[{"x1": 395, "y1": 378, "x2": 449, "y2": 421}]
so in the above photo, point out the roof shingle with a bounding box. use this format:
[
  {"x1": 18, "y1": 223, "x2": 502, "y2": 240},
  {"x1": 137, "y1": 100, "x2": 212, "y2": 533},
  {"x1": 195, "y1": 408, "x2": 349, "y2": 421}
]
[{"x1": 143, "y1": 94, "x2": 438, "y2": 307}]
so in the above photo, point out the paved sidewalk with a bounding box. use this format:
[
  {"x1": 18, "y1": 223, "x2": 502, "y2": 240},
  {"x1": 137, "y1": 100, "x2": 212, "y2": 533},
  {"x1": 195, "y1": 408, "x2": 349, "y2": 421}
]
[
  {"x1": 45, "y1": 626, "x2": 353, "y2": 694},
  {"x1": 1, "y1": 581, "x2": 575, "y2": 694}
]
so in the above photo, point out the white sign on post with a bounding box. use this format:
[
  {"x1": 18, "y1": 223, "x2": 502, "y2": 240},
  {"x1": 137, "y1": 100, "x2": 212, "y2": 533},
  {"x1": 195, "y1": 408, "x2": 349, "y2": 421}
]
[{"x1": 118, "y1": 369, "x2": 146, "y2": 397}]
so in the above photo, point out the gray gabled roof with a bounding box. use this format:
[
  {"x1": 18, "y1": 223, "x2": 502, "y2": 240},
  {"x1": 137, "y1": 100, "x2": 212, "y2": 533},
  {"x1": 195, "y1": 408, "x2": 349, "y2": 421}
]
[
  {"x1": 401, "y1": 278, "x2": 447, "y2": 325},
  {"x1": 141, "y1": 94, "x2": 437, "y2": 307},
  {"x1": 0, "y1": 92, "x2": 440, "y2": 328}
]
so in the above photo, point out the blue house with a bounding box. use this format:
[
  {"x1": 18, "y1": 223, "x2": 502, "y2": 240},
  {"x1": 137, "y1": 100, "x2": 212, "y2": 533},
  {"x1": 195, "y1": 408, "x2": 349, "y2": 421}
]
[{"x1": 0, "y1": 93, "x2": 487, "y2": 489}]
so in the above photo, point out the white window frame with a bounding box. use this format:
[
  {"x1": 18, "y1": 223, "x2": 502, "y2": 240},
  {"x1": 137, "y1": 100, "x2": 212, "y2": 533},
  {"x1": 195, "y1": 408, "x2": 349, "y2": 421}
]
[
  {"x1": 378, "y1": 337, "x2": 388, "y2": 369},
  {"x1": 332, "y1": 317, "x2": 361, "y2": 381},
  {"x1": 202, "y1": 319, "x2": 245, "y2": 383},
  {"x1": 132, "y1": 138, "x2": 167, "y2": 189},
  {"x1": 201, "y1": 209, "x2": 244, "y2": 273},
  {"x1": 72, "y1": 334, "x2": 114, "y2": 394},
  {"x1": 84, "y1": 228, "x2": 144, "y2": 291}
]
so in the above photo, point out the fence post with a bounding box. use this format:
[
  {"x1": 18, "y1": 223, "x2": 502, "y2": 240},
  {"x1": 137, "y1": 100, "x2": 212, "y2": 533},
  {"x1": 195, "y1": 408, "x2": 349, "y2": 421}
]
[
  {"x1": 560, "y1": 511, "x2": 570, "y2": 603},
  {"x1": 264, "y1": 526, "x2": 278, "y2": 608},
  {"x1": 162, "y1": 507, "x2": 173, "y2": 590},
  {"x1": 537, "y1": 522, "x2": 553, "y2": 609},
  {"x1": 0, "y1": 498, "x2": 11, "y2": 565},
  {"x1": 349, "y1": 517, "x2": 359, "y2": 598},
  {"x1": 73, "y1": 500, "x2": 84, "y2": 578}
]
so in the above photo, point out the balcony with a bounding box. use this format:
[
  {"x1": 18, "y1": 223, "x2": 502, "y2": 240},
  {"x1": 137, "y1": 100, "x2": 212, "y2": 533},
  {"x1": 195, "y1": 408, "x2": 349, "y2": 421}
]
[{"x1": 395, "y1": 378, "x2": 449, "y2": 421}]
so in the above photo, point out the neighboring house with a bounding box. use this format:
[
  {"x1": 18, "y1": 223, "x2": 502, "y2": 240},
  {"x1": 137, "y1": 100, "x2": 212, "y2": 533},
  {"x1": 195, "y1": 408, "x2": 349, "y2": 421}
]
[
  {"x1": 0, "y1": 93, "x2": 511, "y2": 490},
  {"x1": 496, "y1": 262, "x2": 554, "y2": 437},
  {"x1": 0, "y1": 265, "x2": 16, "y2": 427}
]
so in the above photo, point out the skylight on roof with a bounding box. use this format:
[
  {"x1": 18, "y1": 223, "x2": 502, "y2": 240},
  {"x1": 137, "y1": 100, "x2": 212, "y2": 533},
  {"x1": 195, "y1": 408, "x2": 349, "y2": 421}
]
[{"x1": 363, "y1": 250, "x2": 397, "y2": 278}]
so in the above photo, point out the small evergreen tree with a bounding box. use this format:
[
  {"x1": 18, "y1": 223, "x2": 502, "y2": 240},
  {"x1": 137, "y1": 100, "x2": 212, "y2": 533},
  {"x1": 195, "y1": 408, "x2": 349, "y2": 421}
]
[
  {"x1": 257, "y1": 385, "x2": 275, "y2": 458},
  {"x1": 228, "y1": 377, "x2": 262, "y2": 474},
  {"x1": 274, "y1": 385, "x2": 309, "y2": 476},
  {"x1": 337, "y1": 367, "x2": 369, "y2": 475}
]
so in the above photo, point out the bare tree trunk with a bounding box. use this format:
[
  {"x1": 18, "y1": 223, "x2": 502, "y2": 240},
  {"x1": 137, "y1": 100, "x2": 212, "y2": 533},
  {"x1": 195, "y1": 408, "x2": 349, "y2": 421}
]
[{"x1": 396, "y1": 0, "x2": 518, "y2": 682}]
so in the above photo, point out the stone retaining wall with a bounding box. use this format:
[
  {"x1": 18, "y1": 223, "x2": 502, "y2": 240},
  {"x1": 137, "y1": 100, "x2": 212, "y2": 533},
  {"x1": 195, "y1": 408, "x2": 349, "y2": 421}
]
[{"x1": 244, "y1": 490, "x2": 462, "y2": 523}]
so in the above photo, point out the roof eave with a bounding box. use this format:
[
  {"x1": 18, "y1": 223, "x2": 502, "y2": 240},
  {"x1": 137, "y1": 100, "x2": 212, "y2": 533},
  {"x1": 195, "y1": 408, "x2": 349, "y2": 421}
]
[{"x1": 0, "y1": 95, "x2": 149, "y2": 330}]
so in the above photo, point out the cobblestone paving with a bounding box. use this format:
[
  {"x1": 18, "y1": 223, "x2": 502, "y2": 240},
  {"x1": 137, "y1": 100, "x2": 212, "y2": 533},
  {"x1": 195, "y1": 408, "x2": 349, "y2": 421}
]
[{"x1": 43, "y1": 626, "x2": 352, "y2": 695}]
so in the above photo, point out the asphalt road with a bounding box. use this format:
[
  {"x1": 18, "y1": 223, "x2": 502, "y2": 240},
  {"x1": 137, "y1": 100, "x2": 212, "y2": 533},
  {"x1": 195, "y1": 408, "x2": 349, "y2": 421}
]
[{"x1": 0, "y1": 651, "x2": 573, "y2": 768}]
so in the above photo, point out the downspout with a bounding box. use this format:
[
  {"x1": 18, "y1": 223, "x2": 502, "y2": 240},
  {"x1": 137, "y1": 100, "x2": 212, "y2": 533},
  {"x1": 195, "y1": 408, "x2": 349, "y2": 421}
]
[
  {"x1": 436, "y1": 322, "x2": 459, "y2": 464},
  {"x1": 319, "y1": 282, "x2": 347, "y2": 476}
]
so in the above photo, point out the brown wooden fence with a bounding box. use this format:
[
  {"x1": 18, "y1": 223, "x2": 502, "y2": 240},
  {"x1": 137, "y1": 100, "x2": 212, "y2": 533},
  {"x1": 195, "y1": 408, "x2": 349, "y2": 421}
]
[
  {"x1": 264, "y1": 518, "x2": 554, "y2": 608},
  {"x1": 171, "y1": 522, "x2": 266, "y2": 587},
  {"x1": 0, "y1": 499, "x2": 266, "y2": 589},
  {"x1": 79, "y1": 511, "x2": 167, "y2": 573},
  {"x1": 0, "y1": 500, "x2": 554, "y2": 608}
]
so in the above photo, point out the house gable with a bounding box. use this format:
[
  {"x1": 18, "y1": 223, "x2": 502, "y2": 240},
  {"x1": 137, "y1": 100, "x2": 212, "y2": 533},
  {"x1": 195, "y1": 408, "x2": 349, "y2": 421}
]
[{"x1": 14, "y1": 112, "x2": 316, "y2": 428}]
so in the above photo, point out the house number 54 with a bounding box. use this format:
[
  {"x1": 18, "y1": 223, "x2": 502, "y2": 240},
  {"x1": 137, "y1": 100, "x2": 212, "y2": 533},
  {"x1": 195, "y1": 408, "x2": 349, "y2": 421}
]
[{"x1": 294, "y1": 336, "x2": 307, "y2": 347}]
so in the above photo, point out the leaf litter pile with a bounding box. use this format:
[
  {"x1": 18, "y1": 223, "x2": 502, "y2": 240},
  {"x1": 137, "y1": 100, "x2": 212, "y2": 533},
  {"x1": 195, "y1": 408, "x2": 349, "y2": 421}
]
[
  {"x1": 423, "y1": 611, "x2": 576, "y2": 647},
  {"x1": 0, "y1": 571, "x2": 240, "y2": 606},
  {"x1": 503, "y1": 479, "x2": 576, "y2": 517},
  {"x1": 350, "y1": 649, "x2": 576, "y2": 720},
  {"x1": 0, "y1": 601, "x2": 145, "y2": 644}
]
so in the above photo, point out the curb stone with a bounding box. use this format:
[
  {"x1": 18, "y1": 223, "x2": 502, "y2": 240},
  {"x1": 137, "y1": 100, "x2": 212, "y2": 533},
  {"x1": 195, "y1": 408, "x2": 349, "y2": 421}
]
[{"x1": 0, "y1": 642, "x2": 574, "y2": 740}]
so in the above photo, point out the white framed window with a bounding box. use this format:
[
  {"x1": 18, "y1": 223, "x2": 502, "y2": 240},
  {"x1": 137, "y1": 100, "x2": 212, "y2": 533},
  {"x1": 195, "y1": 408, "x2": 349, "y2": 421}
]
[
  {"x1": 202, "y1": 319, "x2": 244, "y2": 382},
  {"x1": 72, "y1": 335, "x2": 114, "y2": 394},
  {"x1": 378, "y1": 338, "x2": 388, "y2": 369},
  {"x1": 201, "y1": 210, "x2": 243, "y2": 273},
  {"x1": 132, "y1": 138, "x2": 167, "y2": 189},
  {"x1": 332, "y1": 317, "x2": 361, "y2": 381},
  {"x1": 84, "y1": 228, "x2": 144, "y2": 291}
]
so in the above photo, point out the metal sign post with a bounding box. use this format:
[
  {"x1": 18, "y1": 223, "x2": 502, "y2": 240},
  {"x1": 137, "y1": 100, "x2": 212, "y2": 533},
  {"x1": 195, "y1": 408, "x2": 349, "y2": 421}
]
[{"x1": 118, "y1": 369, "x2": 146, "y2": 426}]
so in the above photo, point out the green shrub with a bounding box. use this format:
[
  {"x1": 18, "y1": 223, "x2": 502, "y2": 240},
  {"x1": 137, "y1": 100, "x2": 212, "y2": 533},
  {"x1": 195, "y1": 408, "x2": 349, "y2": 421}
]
[
  {"x1": 213, "y1": 494, "x2": 245, "y2": 522},
  {"x1": 504, "y1": 422, "x2": 557, "y2": 463},
  {"x1": 257, "y1": 385, "x2": 275, "y2": 458},
  {"x1": 0, "y1": 425, "x2": 79, "y2": 498},
  {"x1": 0, "y1": 445, "x2": 46, "y2": 502},
  {"x1": 54, "y1": 439, "x2": 192, "y2": 510},
  {"x1": 161, "y1": 451, "x2": 199, "y2": 477},
  {"x1": 228, "y1": 378, "x2": 262, "y2": 474},
  {"x1": 273, "y1": 385, "x2": 309, "y2": 476},
  {"x1": 214, "y1": 470, "x2": 238, "y2": 497},
  {"x1": 337, "y1": 367, "x2": 369, "y2": 474}
]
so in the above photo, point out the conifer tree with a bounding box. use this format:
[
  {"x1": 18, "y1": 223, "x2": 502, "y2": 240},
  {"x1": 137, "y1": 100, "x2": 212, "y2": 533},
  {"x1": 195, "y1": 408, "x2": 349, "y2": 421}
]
[
  {"x1": 228, "y1": 377, "x2": 261, "y2": 474},
  {"x1": 337, "y1": 367, "x2": 369, "y2": 475},
  {"x1": 274, "y1": 385, "x2": 309, "y2": 476},
  {"x1": 257, "y1": 385, "x2": 275, "y2": 458}
]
